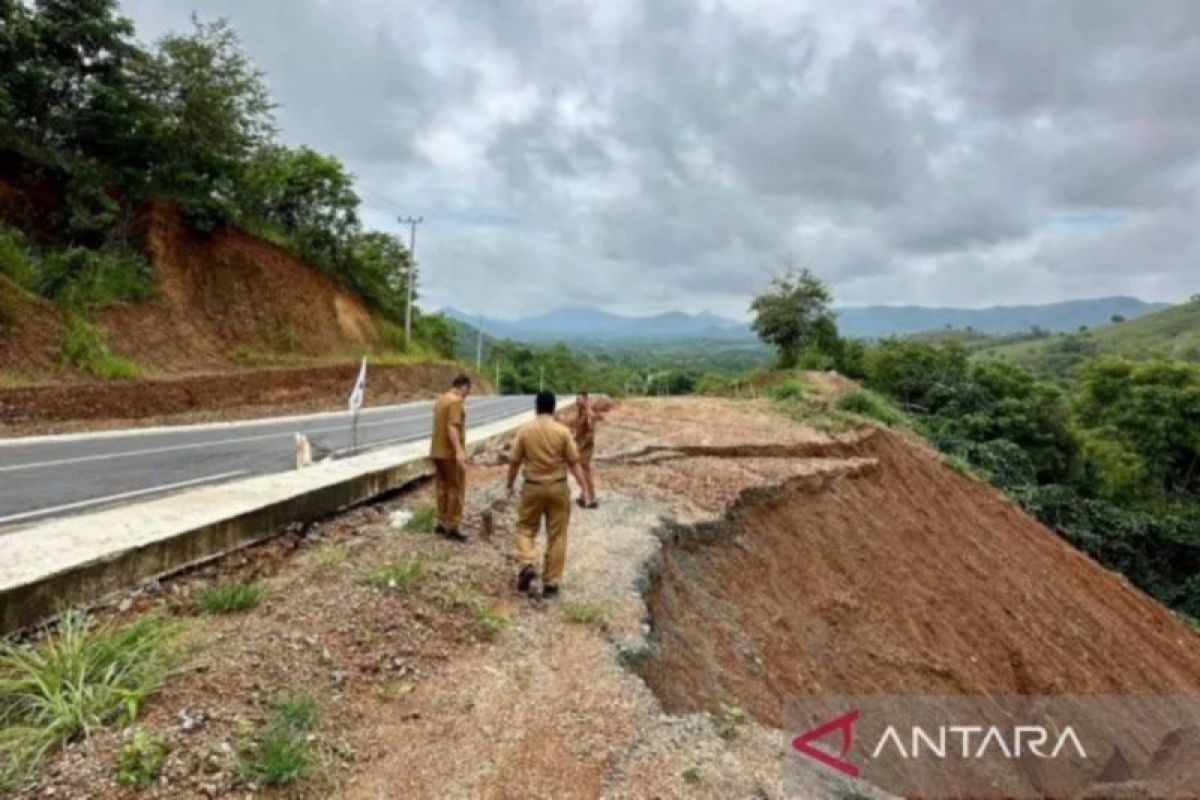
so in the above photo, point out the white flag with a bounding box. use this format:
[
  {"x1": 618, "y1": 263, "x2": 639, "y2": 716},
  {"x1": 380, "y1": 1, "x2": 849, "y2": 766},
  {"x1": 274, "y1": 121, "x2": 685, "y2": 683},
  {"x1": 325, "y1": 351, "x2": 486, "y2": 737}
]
[{"x1": 348, "y1": 356, "x2": 367, "y2": 413}]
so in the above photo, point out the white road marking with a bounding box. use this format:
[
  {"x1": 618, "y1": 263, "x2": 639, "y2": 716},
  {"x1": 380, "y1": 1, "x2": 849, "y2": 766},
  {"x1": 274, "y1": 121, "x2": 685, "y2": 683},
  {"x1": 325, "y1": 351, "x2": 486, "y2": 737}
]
[
  {"x1": 0, "y1": 397, "x2": 519, "y2": 473},
  {"x1": 0, "y1": 470, "x2": 249, "y2": 525}
]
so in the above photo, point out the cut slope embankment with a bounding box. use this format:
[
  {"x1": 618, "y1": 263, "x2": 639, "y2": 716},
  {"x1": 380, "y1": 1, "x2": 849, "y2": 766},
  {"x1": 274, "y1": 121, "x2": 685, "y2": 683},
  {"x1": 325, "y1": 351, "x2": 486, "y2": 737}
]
[
  {"x1": 98, "y1": 202, "x2": 378, "y2": 374},
  {"x1": 635, "y1": 426, "x2": 1200, "y2": 724},
  {"x1": 0, "y1": 362, "x2": 487, "y2": 434}
]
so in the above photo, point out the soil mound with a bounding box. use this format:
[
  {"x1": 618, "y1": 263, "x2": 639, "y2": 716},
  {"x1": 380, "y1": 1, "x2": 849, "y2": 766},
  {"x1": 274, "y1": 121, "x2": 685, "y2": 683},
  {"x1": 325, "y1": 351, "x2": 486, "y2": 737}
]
[{"x1": 636, "y1": 428, "x2": 1200, "y2": 726}]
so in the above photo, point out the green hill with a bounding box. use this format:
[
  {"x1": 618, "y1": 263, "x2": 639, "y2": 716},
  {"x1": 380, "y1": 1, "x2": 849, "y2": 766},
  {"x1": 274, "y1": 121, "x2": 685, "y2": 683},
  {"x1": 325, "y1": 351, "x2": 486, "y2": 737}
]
[{"x1": 975, "y1": 299, "x2": 1200, "y2": 375}]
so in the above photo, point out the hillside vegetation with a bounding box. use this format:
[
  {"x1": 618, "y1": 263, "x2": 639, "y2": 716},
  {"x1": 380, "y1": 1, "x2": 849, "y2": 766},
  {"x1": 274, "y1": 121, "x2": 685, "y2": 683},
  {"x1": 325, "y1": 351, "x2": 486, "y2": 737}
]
[
  {"x1": 0, "y1": 2, "x2": 456, "y2": 383},
  {"x1": 974, "y1": 299, "x2": 1200, "y2": 376}
]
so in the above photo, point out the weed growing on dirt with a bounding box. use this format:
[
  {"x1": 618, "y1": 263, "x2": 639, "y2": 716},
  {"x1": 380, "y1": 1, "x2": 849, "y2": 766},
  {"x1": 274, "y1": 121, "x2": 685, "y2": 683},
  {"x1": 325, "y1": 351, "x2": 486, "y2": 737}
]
[
  {"x1": 237, "y1": 707, "x2": 315, "y2": 786},
  {"x1": 403, "y1": 505, "x2": 437, "y2": 534},
  {"x1": 364, "y1": 558, "x2": 427, "y2": 592},
  {"x1": 311, "y1": 541, "x2": 349, "y2": 568},
  {"x1": 0, "y1": 611, "x2": 180, "y2": 791},
  {"x1": 680, "y1": 760, "x2": 701, "y2": 785},
  {"x1": 113, "y1": 728, "x2": 170, "y2": 786},
  {"x1": 197, "y1": 581, "x2": 264, "y2": 615},
  {"x1": 836, "y1": 389, "x2": 908, "y2": 427},
  {"x1": 563, "y1": 603, "x2": 607, "y2": 625},
  {"x1": 473, "y1": 604, "x2": 509, "y2": 640},
  {"x1": 270, "y1": 692, "x2": 318, "y2": 735},
  {"x1": 60, "y1": 314, "x2": 141, "y2": 379},
  {"x1": 712, "y1": 702, "x2": 747, "y2": 739}
]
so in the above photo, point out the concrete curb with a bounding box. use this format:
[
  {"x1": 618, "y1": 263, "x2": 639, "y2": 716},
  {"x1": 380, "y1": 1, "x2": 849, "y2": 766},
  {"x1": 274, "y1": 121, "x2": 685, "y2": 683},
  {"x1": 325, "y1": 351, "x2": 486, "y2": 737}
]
[{"x1": 0, "y1": 407, "x2": 545, "y2": 634}]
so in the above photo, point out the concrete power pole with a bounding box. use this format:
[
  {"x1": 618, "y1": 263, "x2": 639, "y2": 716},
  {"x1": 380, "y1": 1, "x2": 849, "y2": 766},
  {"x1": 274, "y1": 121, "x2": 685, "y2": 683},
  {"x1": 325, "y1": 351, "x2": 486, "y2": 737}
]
[
  {"x1": 494, "y1": 360, "x2": 501, "y2": 395},
  {"x1": 398, "y1": 216, "x2": 423, "y2": 348},
  {"x1": 475, "y1": 314, "x2": 484, "y2": 371}
]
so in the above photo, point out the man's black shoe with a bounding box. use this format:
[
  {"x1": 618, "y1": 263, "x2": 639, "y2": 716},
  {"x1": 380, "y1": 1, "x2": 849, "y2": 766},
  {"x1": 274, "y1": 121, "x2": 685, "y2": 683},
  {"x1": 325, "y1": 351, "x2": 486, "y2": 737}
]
[
  {"x1": 517, "y1": 565, "x2": 536, "y2": 593},
  {"x1": 435, "y1": 523, "x2": 447, "y2": 535},
  {"x1": 576, "y1": 496, "x2": 587, "y2": 509},
  {"x1": 440, "y1": 527, "x2": 468, "y2": 543},
  {"x1": 542, "y1": 584, "x2": 560, "y2": 600},
  {"x1": 587, "y1": 500, "x2": 599, "y2": 509}
]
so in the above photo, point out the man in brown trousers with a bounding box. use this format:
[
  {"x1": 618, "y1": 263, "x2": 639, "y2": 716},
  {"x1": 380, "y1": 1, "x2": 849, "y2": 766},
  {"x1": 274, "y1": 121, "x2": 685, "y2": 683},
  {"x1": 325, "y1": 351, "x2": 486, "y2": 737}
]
[
  {"x1": 430, "y1": 374, "x2": 471, "y2": 542},
  {"x1": 506, "y1": 391, "x2": 593, "y2": 598},
  {"x1": 573, "y1": 391, "x2": 599, "y2": 509}
]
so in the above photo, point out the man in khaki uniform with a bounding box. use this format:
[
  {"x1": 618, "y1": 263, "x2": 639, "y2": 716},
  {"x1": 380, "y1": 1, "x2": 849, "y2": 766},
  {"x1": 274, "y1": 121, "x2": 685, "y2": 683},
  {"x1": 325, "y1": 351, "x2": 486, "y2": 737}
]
[
  {"x1": 506, "y1": 391, "x2": 593, "y2": 598},
  {"x1": 573, "y1": 391, "x2": 599, "y2": 509},
  {"x1": 430, "y1": 374, "x2": 471, "y2": 542}
]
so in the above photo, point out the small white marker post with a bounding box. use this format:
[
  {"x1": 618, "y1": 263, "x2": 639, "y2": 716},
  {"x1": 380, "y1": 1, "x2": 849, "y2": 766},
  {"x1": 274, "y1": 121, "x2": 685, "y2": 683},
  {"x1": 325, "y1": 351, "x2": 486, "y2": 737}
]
[{"x1": 347, "y1": 356, "x2": 367, "y2": 453}]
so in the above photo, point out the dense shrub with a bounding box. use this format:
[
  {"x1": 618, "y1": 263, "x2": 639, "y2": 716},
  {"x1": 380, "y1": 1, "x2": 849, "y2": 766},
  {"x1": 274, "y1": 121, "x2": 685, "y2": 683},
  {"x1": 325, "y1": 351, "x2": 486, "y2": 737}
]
[{"x1": 60, "y1": 315, "x2": 140, "y2": 379}]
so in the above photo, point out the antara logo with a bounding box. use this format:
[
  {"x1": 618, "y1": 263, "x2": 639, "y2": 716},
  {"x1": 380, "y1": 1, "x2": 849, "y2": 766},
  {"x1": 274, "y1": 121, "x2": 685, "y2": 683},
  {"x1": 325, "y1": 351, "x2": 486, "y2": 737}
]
[
  {"x1": 792, "y1": 710, "x2": 861, "y2": 778},
  {"x1": 792, "y1": 710, "x2": 1088, "y2": 777}
]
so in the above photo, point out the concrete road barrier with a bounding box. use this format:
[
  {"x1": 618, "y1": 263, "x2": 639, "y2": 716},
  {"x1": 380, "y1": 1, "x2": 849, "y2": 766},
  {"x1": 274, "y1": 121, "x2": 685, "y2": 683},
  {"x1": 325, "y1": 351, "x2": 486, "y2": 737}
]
[{"x1": 0, "y1": 406, "x2": 547, "y2": 634}]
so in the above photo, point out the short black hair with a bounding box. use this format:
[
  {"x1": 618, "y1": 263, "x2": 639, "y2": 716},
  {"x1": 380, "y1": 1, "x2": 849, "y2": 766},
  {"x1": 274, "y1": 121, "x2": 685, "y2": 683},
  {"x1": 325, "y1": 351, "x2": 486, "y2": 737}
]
[
  {"x1": 535, "y1": 391, "x2": 556, "y2": 415},
  {"x1": 452, "y1": 374, "x2": 471, "y2": 389},
  {"x1": 579, "y1": 390, "x2": 589, "y2": 398}
]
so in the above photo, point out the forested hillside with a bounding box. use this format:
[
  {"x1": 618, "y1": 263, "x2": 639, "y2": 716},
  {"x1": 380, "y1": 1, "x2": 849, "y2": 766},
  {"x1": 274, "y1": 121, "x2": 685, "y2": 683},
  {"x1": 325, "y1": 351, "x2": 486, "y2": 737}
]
[{"x1": 0, "y1": 1, "x2": 455, "y2": 381}]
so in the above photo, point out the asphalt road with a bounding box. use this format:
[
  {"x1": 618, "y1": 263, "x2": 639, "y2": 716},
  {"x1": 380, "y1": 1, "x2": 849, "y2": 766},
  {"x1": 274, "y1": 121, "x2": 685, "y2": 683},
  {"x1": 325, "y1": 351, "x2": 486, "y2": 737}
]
[{"x1": 0, "y1": 394, "x2": 534, "y2": 529}]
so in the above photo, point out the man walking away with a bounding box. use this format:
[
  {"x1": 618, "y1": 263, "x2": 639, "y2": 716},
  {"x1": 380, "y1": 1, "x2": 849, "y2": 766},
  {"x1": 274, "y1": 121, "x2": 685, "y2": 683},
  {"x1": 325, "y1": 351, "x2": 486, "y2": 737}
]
[
  {"x1": 431, "y1": 374, "x2": 472, "y2": 542},
  {"x1": 507, "y1": 391, "x2": 593, "y2": 598},
  {"x1": 573, "y1": 391, "x2": 599, "y2": 509}
]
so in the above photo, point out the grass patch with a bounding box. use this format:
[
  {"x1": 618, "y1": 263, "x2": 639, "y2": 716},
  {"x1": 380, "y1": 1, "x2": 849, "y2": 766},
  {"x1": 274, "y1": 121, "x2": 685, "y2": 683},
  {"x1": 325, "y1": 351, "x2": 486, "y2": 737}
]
[
  {"x1": 770, "y1": 376, "x2": 808, "y2": 401},
  {"x1": 60, "y1": 314, "x2": 141, "y2": 379},
  {"x1": 269, "y1": 692, "x2": 318, "y2": 735},
  {"x1": 237, "y1": 693, "x2": 318, "y2": 787},
  {"x1": 472, "y1": 604, "x2": 509, "y2": 640},
  {"x1": 41, "y1": 245, "x2": 154, "y2": 312},
  {"x1": 114, "y1": 728, "x2": 170, "y2": 786},
  {"x1": 681, "y1": 760, "x2": 701, "y2": 785},
  {"x1": 402, "y1": 505, "x2": 437, "y2": 534},
  {"x1": 0, "y1": 611, "x2": 180, "y2": 791},
  {"x1": 363, "y1": 558, "x2": 428, "y2": 593},
  {"x1": 942, "y1": 453, "x2": 984, "y2": 481},
  {"x1": 712, "y1": 702, "x2": 747, "y2": 740},
  {"x1": 196, "y1": 581, "x2": 264, "y2": 615},
  {"x1": 311, "y1": 541, "x2": 348, "y2": 568},
  {"x1": 836, "y1": 389, "x2": 908, "y2": 427},
  {"x1": 562, "y1": 602, "x2": 607, "y2": 625}
]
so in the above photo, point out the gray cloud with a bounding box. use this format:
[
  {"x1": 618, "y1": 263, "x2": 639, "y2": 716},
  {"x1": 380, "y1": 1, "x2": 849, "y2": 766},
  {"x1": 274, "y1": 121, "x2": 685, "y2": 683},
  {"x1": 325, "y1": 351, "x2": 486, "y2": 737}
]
[{"x1": 119, "y1": 0, "x2": 1200, "y2": 318}]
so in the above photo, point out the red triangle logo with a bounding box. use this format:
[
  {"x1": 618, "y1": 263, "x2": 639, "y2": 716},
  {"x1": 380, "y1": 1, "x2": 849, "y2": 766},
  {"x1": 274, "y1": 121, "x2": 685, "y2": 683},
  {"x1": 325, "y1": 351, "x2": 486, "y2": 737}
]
[{"x1": 792, "y1": 709, "x2": 861, "y2": 778}]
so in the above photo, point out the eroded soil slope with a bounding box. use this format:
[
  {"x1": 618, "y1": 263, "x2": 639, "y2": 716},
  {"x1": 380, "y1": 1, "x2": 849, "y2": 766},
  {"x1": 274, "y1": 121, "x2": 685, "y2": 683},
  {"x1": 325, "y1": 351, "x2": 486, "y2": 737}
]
[
  {"x1": 99, "y1": 203, "x2": 378, "y2": 374},
  {"x1": 636, "y1": 426, "x2": 1200, "y2": 726}
]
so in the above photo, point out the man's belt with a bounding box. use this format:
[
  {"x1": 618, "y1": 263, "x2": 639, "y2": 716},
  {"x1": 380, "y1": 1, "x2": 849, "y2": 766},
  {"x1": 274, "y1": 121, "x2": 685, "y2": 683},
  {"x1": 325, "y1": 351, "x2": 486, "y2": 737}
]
[{"x1": 524, "y1": 476, "x2": 568, "y2": 486}]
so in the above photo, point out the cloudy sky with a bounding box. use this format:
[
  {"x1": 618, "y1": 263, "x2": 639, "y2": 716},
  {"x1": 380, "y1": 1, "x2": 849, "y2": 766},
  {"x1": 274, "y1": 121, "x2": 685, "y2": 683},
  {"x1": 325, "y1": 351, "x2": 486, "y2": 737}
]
[{"x1": 120, "y1": 0, "x2": 1200, "y2": 320}]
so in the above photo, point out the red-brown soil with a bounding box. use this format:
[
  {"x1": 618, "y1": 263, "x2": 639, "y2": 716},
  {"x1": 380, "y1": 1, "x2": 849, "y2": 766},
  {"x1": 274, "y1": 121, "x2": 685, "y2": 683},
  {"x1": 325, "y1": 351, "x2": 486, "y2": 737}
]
[
  {"x1": 98, "y1": 202, "x2": 379, "y2": 375},
  {"x1": 0, "y1": 362, "x2": 486, "y2": 434},
  {"x1": 636, "y1": 427, "x2": 1200, "y2": 726}
]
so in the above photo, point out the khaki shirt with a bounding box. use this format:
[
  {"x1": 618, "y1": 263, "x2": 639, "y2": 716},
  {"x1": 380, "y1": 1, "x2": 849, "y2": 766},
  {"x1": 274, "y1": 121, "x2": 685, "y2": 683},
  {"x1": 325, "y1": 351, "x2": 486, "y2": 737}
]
[
  {"x1": 512, "y1": 415, "x2": 580, "y2": 483},
  {"x1": 574, "y1": 406, "x2": 596, "y2": 449},
  {"x1": 430, "y1": 391, "x2": 465, "y2": 459}
]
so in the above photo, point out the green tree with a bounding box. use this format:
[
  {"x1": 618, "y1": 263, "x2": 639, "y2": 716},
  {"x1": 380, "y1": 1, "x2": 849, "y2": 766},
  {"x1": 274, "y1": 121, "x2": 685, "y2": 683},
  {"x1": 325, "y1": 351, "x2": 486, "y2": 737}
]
[
  {"x1": 750, "y1": 268, "x2": 835, "y2": 368},
  {"x1": 135, "y1": 17, "x2": 275, "y2": 226}
]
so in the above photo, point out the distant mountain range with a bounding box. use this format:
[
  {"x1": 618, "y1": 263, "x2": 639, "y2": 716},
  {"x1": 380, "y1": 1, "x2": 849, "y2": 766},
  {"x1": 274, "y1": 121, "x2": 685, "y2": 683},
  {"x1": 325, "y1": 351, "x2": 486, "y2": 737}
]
[{"x1": 443, "y1": 296, "x2": 1170, "y2": 343}]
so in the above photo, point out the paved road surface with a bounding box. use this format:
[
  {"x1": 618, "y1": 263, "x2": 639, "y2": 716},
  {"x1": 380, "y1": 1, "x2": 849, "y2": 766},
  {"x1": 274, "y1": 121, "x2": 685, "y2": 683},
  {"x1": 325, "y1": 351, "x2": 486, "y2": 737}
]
[{"x1": 0, "y1": 395, "x2": 534, "y2": 529}]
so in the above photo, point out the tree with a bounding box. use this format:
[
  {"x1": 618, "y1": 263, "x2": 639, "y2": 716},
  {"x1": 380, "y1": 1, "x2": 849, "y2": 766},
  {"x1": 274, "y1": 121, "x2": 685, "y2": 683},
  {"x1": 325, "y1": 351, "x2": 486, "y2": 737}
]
[
  {"x1": 345, "y1": 230, "x2": 409, "y2": 321},
  {"x1": 135, "y1": 17, "x2": 275, "y2": 226},
  {"x1": 750, "y1": 268, "x2": 835, "y2": 368}
]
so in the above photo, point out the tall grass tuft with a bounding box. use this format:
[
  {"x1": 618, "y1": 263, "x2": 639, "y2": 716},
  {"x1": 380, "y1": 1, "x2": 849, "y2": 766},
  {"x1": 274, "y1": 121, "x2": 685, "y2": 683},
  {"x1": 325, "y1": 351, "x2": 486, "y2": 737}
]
[
  {"x1": 196, "y1": 581, "x2": 265, "y2": 615},
  {"x1": 238, "y1": 691, "x2": 319, "y2": 786},
  {"x1": 0, "y1": 611, "x2": 180, "y2": 790}
]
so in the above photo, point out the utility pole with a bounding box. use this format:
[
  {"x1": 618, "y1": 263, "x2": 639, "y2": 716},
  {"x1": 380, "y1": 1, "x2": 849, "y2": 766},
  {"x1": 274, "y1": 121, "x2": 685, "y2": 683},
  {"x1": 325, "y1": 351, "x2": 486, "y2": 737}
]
[
  {"x1": 475, "y1": 314, "x2": 484, "y2": 371},
  {"x1": 539, "y1": 365, "x2": 545, "y2": 392},
  {"x1": 494, "y1": 360, "x2": 501, "y2": 395},
  {"x1": 398, "y1": 216, "x2": 423, "y2": 348}
]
